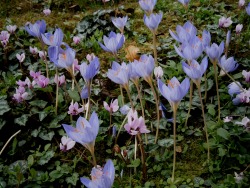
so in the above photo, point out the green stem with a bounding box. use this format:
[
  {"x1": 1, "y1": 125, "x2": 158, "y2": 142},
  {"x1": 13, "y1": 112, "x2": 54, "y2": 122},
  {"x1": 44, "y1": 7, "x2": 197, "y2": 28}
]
[
  {"x1": 124, "y1": 85, "x2": 134, "y2": 111},
  {"x1": 85, "y1": 81, "x2": 92, "y2": 119},
  {"x1": 55, "y1": 68, "x2": 59, "y2": 115},
  {"x1": 197, "y1": 84, "x2": 210, "y2": 161},
  {"x1": 212, "y1": 60, "x2": 221, "y2": 121},
  {"x1": 185, "y1": 81, "x2": 193, "y2": 128},
  {"x1": 153, "y1": 32, "x2": 158, "y2": 66},
  {"x1": 137, "y1": 133, "x2": 147, "y2": 182},
  {"x1": 204, "y1": 70, "x2": 208, "y2": 103},
  {"x1": 120, "y1": 85, "x2": 125, "y2": 106},
  {"x1": 133, "y1": 80, "x2": 145, "y2": 118},
  {"x1": 70, "y1": 70, "x2": 85, "y2": 107},
  {"x1": 90, "y1": 149, "x2": 97, "y2": 167},
  {"x1": 171, "y1": 103, "x2": 178, "y2": 183}
]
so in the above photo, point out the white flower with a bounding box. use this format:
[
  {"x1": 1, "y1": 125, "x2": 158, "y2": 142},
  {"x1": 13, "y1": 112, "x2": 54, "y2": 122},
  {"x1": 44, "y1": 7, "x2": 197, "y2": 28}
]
[
  {"x1": 59, "y1": 136, "x2": 76, "y2": 151},
  {"x1": 223, "y1": 116, "x2": 233, "y2": 123},
  {"x1": 16, "y1": 53, "x2": 25, "y2": 63},
  {"x1": 234, "y1": 172, "x2": 244, "y2": 183},
  {"x1": 154, "y1": 66, "x2": 163, "y2": 78}
]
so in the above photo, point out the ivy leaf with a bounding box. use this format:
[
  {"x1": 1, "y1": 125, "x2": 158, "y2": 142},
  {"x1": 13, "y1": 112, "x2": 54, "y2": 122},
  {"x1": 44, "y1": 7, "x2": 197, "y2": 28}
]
[
  {"x1": 0, "y1": 98, "x2": 11, "y2": 115},
  {"x1": 127, "y1": 158, "x2": 140, "y2": 168},
  {"x1": 39, "y1": 130, "x2": 55, "y2": 141},
  {"x1": 207, "y1": 104, "x2": 216, "y2": 116},
  {"x1": 66, "y1": 172, "x2": 79, "y2": 186},
  {"x1": 37, "y1": 150, "x2": 55, "y2": 165},
  {"x1": 29, "y1": 100, "x2": 48, "y2": 109},
  {"x1": 68, "y1": 90, "x2": 80, "y2": 102},
  {"x1": 158, "y1": 138, "x2": 174, "y2": 147},
  {"x1": 0, "y1": 119, "x2": 6, "y2": 130},
  {"x1": 217, "y1": 128, "x2": 230, "y2": 140},
  {"x1": 14, "y1": 114, "x2": 29, "y2": 126},
  {"x1": 49, "y1": 113, "x2": 67, "y2": 128}
]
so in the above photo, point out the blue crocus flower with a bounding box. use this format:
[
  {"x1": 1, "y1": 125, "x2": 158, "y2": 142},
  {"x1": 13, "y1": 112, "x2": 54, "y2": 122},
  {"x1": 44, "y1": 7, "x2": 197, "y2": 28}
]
[
  {"x1": 80, "y1": 159, "x2": 115, "y2": 188},
  {"x1": 158, "y1": 77, "x2": 190, "y2": 107},
  {"x1": 42, "y1": 28, "x2": 64, "y2": 46},
  {"x1": 25, "y1": 20, "x2": 46, "y2": 39},
  {"x1": 205, "y1": 42, "x2": 224, "y2": 62},
  {"x1": 169, "y1": 21, "x2": 197, "y2": 43},
  {"x1": 112, "y1": 16, "x2": 128, "y2": 33},
  {"x1": 134, "y1": 54, "x2": 154, "y2": 82},
  {"x1": 107, "y1": 61, "x2": 131, "y2": 87},
  {"x1": 182, "y1": 57, "x2": 208, "y2": 85},
  {"x1": 80, "y1": 57, "x2": 100, "y2": 82},
  {"x1": 246, "y1": 3, "x2": 250, "y2": 15},
  {"x1": 62, "y1": 112, "x2": 99, "y2": 153},
  {"x1": 219, "y1": 55, "x2": 238, "y2": 76},
  {"x1": 201, "y1": 30, "x2": 211, "y2": 49},
  {"x1": 178, "y1": 0, "x2": 190, "y2": 7},
  {"x1": 99, "y1": 32, "x2": 125, "y2": 55},
  {"x1": 139, "y1": 0, "x2": 157, "y2": 14},
  {"x1": 143, "y1": 12, "x2": 163, "y2": 34},
  {"x1": 228, "y1": 82, "x2": 243, "y2": 97}
]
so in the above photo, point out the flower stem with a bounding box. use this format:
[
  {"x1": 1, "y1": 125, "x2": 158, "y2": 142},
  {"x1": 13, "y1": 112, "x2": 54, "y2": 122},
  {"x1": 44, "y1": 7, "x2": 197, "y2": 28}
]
[
  {"x1": 55, "y1": 68, "x2": 59, "y2": 115},
  {"x1": 0, "y1": 130, "x2": 21, "y2": 156},
  {"x1": 137, "y1": 133, "x2": 147, "y2": 182},
  {"x1": 133, "y1": 80, "x2": 145, "y2": 118},
  {"x1": 197, "y1": 84, "x2": 210, "y2": 161},
  {"x1": 171, "y1": 103, "x2": 178, "y2": 183},
  {"x1": 85, "y1": 81, "x2": 92, "y2": 119},
  {"x1": 41, "y1": 42, "x2": 49, "y2": 78},
  {"x1": 124, "y1": 85, "x2": 134, "y2": 111},
  {"x1": 120, "y1": 85, "x2": 125, "y2": 106},
  {"x1": 204, "y1": 70, "x2": 208, "y2": 103},
  {"x1": 153, "y1": 32, "x2": 158, "y2": 66},
  {"x1": 212, "y1": 60, "x2": 221, "y2": 121},
  {"x1": 90, "y1": 149, "x2": 97, "y2": 167},
  {"x1": 185, "y1": 81, "x2": 193, "y2": 128}
]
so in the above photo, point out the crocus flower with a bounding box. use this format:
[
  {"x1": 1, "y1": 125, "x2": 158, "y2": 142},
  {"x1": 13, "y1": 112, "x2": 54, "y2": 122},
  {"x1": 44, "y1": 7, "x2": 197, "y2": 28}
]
[
  {"x1": 154, "y1": 66, "x2": 163, "y2": 78},
  {"x1": 236, "y1": 117, "x2": 250, "y2": 131},
  {"x1": 80, "y1": 159, "x2": 115, "y2": 188},
  {"x1": 29, "y1": 46, "x2": 39, "y2": 55},
  {"x1": 178, "y1": 0, "x2": 190, "y2": 7},
  {"x1": 25, "y1": 20, "x2": 46, "y2": 39},
  {"x1": 99, "y1": 31, "x2": 125, "y2": 55},
  {"x1": 81, "y1": 85, "x2": 90, "y2": 99},
  {"x1": 6, "y1": 25, "x2": 17, "y2": 34},
  {"x1": 236, "y1": 24, "x2": 243, "y2": 35},
  {"x1": 219, "y1": 17, "x2": 232, "y2": 28},
  {"x1": 246, "y1": 3, "x2": 250, "y2": 15},
  {"x1": 242, "y1": 70, "x2": 250, "y2": 82},
  {"x1": 43, "y1": 8, "x2": 51, "y2": 16},
  {"x1": 120, "y1": 105, "x2": 130, "y2": 115},
  {"x1": 182, "y1": 57, "x2": 208, "y2": 85},
  {"x1": 107, "y1": 61, "x2": 131, "y2": 87},
  {"x1": 62, "y1": 112, "x2": 99, "y2": 153},
  {"x1": 139, "y1": 0, "x2": 157, "y2": 14},
  {"x1": 200, "y1": 30, "x2": 211, "y2": 49},
  {"x1": 104, "y1": 99, "x2": 119, "y2": 113},
  {"x1": 205, "y1": 42, "x2": 224, "y2": 63},
  {"x1": 42, "y1": 28, "x2": 64, "y2": 46},
  {"x1": 54, "y1": 74, "x2": 65, "y2": 86},
  {"x1": 234, "y1": 172, "x2": 244, "y2": 183},
  {"x1": 226, "y1": 30, "x2": 231, "y2": 48},
  {"x1": 219, "y1": 55, "x2": 238, "y2": 76},
  {"x1": 124, "y1": 109, "x2": 150, "y2": 135},
  {"x1": 60, "y1": 136, "x2": 76, "y2": 152},
  {"x1": 228, "y1": 82, "x2": 243, "y2": 97},
  {"x1": 68, "y1": 101, "x2": 84, "y2": 115},
  {"x1": 112, "y1": 16, "x2": 128, "y2": 33},
  {"x1": 73, "y1": 36, "x2": 81, "y2": 45},
  {"x1": 80, "y1": 57, "x2": 100, "y2": 82},
  {"x1": 143, "y1": 12, "x2": 163, "y2": 34},
  {"x1": 158, "y1": 77, "x2": 190, "y2": 107},
  {"x1": 16, "y1": 53, "x2": 25, "y2": 63},
  {"x1": 37, "y1": 75, "x2": 49, "y2": 88},
  {"x1": 239, "y1": 0, "x2": 245, "y2": 7}
]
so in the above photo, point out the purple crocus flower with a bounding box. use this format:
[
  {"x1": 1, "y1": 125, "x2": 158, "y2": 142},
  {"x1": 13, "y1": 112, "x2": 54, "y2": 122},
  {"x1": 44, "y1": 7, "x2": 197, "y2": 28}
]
[
  {"x1": 99, "y1": 31, "x2": 125, "y2": 55},
  {"x1": 182, "y1": 57, "x2": 208, "y2": 85},
  {"x1": 80, "y1": 57, "x2": 100, "y2": 82},
  {"x1": 169, "y1": 21, "x2": 197, "y2": 43},
  {"x1": 25, "y1": 20, "x2": 46, "y2": 39},
  {"x1": 200, "y1": 30, "x2": 211, "y2": 49},
  {"x1": 158, "y1": 77, "x2": 190, "y2": 107},
  {"x1": 62, "y1": 112, "x2": 99, "y2": 153},
  {"x1": 112, "y1": 16, "x2": 128, "y2": 33},
  {"x1": 242, "y1": 70, "x2": 250, "y2": 82},
  {"x1": 81, "y1": 85, "x2": 90, "y2": 99},
  {"x1": 42, "y1": 28, "x2": 64, "y2": 46},
  {"x1": 104, "y1": 99, "x2": 119, "y2": 113},
  {"x1": 205, "y1": 42, "x2": 224, "y2": 62},
  {"x1": 107, "y1": 61, "x2": 131, "y2": 87},
  {"x1": 246, "y1": 3, "x2": 250, "y2": 15},
  {"x1": 124, "y1": 109, "x2": 150, "y2": 135},
  {"x1": 228, "y1": 82, "x2": 243, "y2": 97},
  {"x1": 178, "y1": 0, "x2": 190, "y2": 7},
  {"x1": 219, "y1": 55, "x2": 238, "y2": 76},
  {"x1": 226, "y1": 30, "x2": 231, "y2": 49},
  {"x1": 143, "y1": 12, "x2": 163, "y2": 34},
  {"x1": 139, "y1": 0, "x2": 157, "y2": 14},
  {"x1": 30, "y1": 70, "x2": 41, "y2": 80},
  {"x1": 80, "y1": 159, "x2": 115, "y2": 188}
]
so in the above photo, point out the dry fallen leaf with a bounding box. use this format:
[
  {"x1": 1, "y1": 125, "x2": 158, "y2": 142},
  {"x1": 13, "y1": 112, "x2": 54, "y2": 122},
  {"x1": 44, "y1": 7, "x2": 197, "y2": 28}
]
[
  {"x1": 125, "y1": 45, "x2": 140, "y2": 62},
  {"x1": 176, "y1": 146, "x2": 182, "y2": 153}
]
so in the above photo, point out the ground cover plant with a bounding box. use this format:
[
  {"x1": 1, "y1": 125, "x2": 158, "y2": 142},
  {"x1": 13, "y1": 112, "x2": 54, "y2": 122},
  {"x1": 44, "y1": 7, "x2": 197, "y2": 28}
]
[{"x1": 0, "y1": 0, "x2": 250, "y2": 187}]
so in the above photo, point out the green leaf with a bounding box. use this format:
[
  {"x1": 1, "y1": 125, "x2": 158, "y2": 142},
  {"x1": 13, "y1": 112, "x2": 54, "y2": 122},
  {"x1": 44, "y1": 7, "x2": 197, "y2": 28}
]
[
  {"x1": 68, "y1": 90, "x2": 80, "y2": 102},
  {"x1": 217, "y1": 128, "x2": 230, "y2": 140},
  {"x1": 49, "y1": 113, "x2": 67, "y2": 128},
  {"x1": 27, "y1": 155, "x2": 34, "y2": 167},
  {"x1": 66, "y1": 172, "x2": 79, "y2": 186},
  {"x1": 39, "y1": 130, "x2": 54, "y2": 141},
  {"x1": 0, "y1": 119, "x2": 6, "y2": 130},
  {"x1": 127, "y1": 158, "x2": 140, "y2": 168},
  {"x1": 29, "y1": 100, "x2": 48, "y2": 108},
  {"x1": 38, "y1": 150, "x2": 55, "y2": 165},
  {"x1": 14, "y1": 114, "x2": 29, "y2": 126},
  {"x1": 0, "y1": 99, "x2": 10, "y2": 115},
  {"x1": 39, "y1": 111, "x2": 48, "y2": 121},
  {"x1": 207, "y1": 104, "x2": 215, "y2": 116},
  {"x1": 158, "y1": 138, "x2": 174, "y2": 147}
]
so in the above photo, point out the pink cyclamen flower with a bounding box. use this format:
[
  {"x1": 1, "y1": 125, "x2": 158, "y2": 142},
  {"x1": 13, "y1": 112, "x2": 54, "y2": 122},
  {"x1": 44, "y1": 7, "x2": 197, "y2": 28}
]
[
  {"x1": 16, "y1": 80, "x2": 26, "y2": 87},
  {"x1": 86, "y1": 53, "x2": 96, "y2": 62},
  {"x1": 68, "y1": 101, "x2": 84, "y2": 115},
  {"x1": 223, "y1": 116, "x2": 233, "y2": 123},
  {"x1": 54, "y1": 74, "x2": 65, "y2": 86},
  {"x1": 154, "y1": 66, "x2": 163, "y2": 78},
  {"x1": 37, "y1": 75, "x2": 49, "y2": 88},
  {"x1": 25, "y1": 77, "x2": 36, "y2": 89},
  {"x1": 59, "y1": 136, "x2": 76, "y2": 152},
  {"x1": 242, "y1": 70, "x2": 250, "y2": 82},
  {"x1": 30, "y1": 70, "x2": 41, "y2": 80},
  {"x1": 6, "y1": 25, "x2": 17, "y2": 34},
  {"x1": 13, "y1": 86, "x2": 28, "y2": 103},
  {"x1": 16, "y1": 53, "x2": 25, "y2": 63},
  {"x1": 38, "y1": 50, "x2": 47, "y2": 60},
  {"x1": 43, "y1": 8, "x2": 51, "y2": 16},
  {"x1": 239, "y1": 0, "x2": 245, "y2": 7},
  {"x1": 29, "y1": 46, "x2": 39, "y2": 55},
  {"x1": 73, "y1": 36, "x2": 81, "y2": 45},
  {"x1": 103, "y1": 99, "x2": 119, "y2": 113},
  {"x1": 124, "y1": 109, "x2": 150, "y2": 135},
  {"x1": 73, "y1": 58, "x2": 80, "y2": 71},
  {"x1": 236, "y1": 24, "x2": 243, "y2": 35},
  {"x1": 236, "y1": 117, "x2": 250, "y2": 131},
  {"x1": 0, "y1": 31, "x2": 10, "y2": 47},
  {"x1": 219, "y1": 17, "x2": 232, "y2": 28}
]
